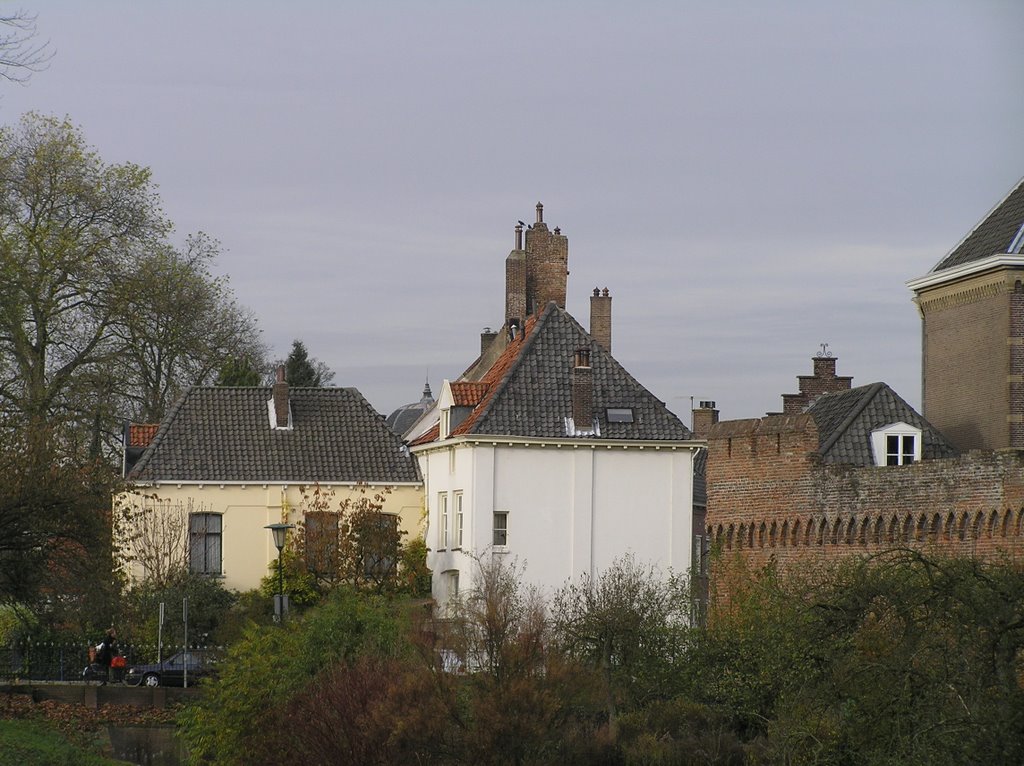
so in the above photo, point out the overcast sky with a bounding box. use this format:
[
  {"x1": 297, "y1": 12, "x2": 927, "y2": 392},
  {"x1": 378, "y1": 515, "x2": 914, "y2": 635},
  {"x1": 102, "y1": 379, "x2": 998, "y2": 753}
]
[{"x1": 7, "y1": 2, "x2": 1023, "y2": 423}]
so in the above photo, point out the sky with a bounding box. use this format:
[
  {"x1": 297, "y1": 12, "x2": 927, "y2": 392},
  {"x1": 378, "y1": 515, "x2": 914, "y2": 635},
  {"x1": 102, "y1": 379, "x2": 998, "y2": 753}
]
[{"x1": 5, "y1": 1, "x2": 1024, "y2": 424}]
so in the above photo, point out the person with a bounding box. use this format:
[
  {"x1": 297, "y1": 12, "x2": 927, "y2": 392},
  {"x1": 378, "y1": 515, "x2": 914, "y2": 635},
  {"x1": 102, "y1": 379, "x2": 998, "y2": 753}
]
[{"x1": 96, "y1": 627, "x2": 120, "y2": 685}]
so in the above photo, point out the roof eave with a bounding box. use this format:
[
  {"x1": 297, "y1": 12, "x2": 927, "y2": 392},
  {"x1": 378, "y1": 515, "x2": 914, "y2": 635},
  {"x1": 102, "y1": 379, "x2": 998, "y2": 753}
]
[{"x1": 907, "y1": 253, "x2": 1024, "y2": 292}]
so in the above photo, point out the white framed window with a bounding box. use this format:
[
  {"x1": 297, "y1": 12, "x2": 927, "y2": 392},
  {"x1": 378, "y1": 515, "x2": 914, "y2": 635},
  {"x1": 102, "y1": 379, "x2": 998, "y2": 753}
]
[
  {"x1": 447, "y1": 570, "x2": 459, "y2": 599},
  {"x1": 493, "y1": 511, "x2": 508, "y2": 547},
  {"x1": 870, "y1": 422, "x2": 922, "y2": 466},
  {"x1": 440, "y1": 408, "x2": 451, "y2": 440},
  {"x1": 454, "y1": 491, "x2": 464, "y2": 548},
  {"x1": 693, "y1": 534, "x2": 703, "y2": 575},
  {"x1": 189, "y1": 513, "x2": 222, "y2": 575},
  {"x1": 438, "y1": 492, "x2": 449, "y2": 549}
]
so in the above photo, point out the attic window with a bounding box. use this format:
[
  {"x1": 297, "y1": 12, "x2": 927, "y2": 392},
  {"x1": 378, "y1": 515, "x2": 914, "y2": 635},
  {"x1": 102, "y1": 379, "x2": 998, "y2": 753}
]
[
  {"x1": 870, "y1": 422, "x2": 922, "y2": 467},
  {"x1": 606, "y1": 408, "x2": 634, "y2": 423}
]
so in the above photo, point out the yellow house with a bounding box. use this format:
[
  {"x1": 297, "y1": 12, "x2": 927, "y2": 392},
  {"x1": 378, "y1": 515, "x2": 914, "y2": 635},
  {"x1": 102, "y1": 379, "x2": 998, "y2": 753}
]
[{"x1": 119, "y1": 370, "x2": 424, "y2": 592}]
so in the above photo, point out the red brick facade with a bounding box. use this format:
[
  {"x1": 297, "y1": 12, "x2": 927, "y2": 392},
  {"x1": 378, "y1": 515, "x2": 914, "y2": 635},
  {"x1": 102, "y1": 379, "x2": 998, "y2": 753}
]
[{"x1": 705, "y1": 414, "x2": 1024, "y2": 601}]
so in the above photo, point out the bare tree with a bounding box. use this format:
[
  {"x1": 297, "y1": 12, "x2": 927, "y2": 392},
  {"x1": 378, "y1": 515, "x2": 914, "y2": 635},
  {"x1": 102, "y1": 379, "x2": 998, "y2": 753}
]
[
  {"x1": 116, "y1": 491, "x2": 193, "y2": 589},
  {"x1": 0, "y1": 11, "x2": 52, "y2": 84}
]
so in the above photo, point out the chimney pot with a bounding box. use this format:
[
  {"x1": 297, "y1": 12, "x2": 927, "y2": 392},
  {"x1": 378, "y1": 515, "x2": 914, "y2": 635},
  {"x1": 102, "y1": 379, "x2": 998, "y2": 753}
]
[{"x1": 536, "y1": 201, "x2": 543, "y2": 224}]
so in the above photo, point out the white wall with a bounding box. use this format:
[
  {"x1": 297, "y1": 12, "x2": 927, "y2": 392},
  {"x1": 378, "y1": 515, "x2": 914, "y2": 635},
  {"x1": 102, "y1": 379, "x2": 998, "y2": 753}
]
[{"x1": 419, "y1": 440, "x2": 694, "y2": 604}]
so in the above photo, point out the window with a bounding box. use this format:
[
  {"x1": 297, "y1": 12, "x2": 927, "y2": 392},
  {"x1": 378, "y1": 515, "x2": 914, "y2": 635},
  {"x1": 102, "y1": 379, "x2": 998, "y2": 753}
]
[
  {"x1": 189, "y1": 513, "x2": 222, "y2": 575},
  {"x1": 305, "y1": 512, "x2": 339, "y2": 575},
  {"x1": 886, "y1": 434, "x2": 915, "y2": 465},
  {"x1": 454, "y1": 491, "x2": 464, "y2": 548},
  {"x1": 438, "y1": 493, "x2": 448, "y2": 549},
  {"x1": 606, "y1": 408, "x2": 634, "y2": 423},
  {"x1": 870, "y1": 422, "x2": 922, "y2": 466},
  {"x1": 447, "y1": 570, "x2": 459, "y2": 599},
  {"x1": 493, "y1": 511, "x2": 508, "y2": 547},
  {"x1": 693, "y1": 534, "x2": 703, "y2": 574},
  {"x1": 440, "y1": 408, "x2": 451, "y2": 439},
  {"x1": 362, "y1": 513, "x2": 399, "y2": 578}
]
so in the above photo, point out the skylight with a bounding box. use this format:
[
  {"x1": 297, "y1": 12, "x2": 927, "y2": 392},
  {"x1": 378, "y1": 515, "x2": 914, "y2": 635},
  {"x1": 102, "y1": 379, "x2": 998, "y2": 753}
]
[{"x1": 606, "y1": 408, "x2": 634, "y2": 423}]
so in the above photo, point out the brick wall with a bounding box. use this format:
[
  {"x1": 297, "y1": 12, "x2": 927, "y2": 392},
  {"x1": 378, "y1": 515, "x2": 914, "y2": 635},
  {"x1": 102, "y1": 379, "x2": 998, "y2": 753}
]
[
  {"x1": 781, "y1": 356, "x2": 853, "y2": 414},
  {"x1": 919, "y1": 275, "x2": 1011, "y2": 450},
  {"x1": 706, "y1": 415, "x2": 1024, "y2": 602}
]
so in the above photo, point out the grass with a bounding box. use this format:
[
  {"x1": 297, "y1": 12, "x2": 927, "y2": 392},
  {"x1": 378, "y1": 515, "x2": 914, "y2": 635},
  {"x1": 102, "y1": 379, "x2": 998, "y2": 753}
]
[{"x1": 0, "y1": 718, "x2": 130, "y2": 766}]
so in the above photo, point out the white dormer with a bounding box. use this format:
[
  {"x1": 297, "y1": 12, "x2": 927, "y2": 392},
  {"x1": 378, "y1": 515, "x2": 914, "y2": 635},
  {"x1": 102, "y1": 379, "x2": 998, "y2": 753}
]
[
  {"x1": 438, "y1": 379, "x2": 454, "y2": 440},
  {"x1": 870, "y1": 422, "x2": 922, "y2": 466}
]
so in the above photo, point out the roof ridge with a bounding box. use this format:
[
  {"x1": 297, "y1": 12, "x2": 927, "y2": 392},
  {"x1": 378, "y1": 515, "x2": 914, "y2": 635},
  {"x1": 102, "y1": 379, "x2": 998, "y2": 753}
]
[{"x1": 816, "y1": 381, "x2": 883, "y2": 455}]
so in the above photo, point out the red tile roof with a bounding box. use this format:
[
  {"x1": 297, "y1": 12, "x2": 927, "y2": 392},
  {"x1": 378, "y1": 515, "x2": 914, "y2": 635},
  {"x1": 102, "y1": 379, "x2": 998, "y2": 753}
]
[
  {"x1": 450, "y1": 381, "x2": 489, "y2": 407},
  {"x1": 128, "y1": 423, "x2": 160, "y2": 448}
]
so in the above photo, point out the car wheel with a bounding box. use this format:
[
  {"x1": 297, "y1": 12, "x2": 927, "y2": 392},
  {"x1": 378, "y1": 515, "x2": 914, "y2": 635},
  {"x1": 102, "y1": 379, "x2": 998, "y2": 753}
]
[{"x1": 143, "y1": 673, "x2": 160, "y2": 688}]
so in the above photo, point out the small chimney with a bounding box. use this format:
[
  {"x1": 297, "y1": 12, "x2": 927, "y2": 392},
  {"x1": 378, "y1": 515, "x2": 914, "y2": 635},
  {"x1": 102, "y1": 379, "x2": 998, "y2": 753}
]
[
  {"x1": 692, "y1": 400, "x2": 719, "y2": 438},
  {"x1": 514, "y1": 223, "x2": 523, "y2": 250},
  {"x1": 480, "y1": 326, "x2": 498, "y2": 354},
  {"x1": 572, "y1": 348, "x2": 593, "y2": 427},
  {"x1": 536, "y1": 201, "x2": 544, "y2": 224},
  {"x1": 273, "y1": 364, "x2": 290, "y2": 428},
  {"x1": 590, "y1": 287, "x2": 612, "y2": 352}
]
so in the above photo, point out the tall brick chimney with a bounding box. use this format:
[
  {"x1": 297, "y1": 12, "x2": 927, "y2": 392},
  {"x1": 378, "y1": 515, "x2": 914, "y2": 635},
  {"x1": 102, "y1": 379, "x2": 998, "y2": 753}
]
[
  {"x1": 780, "y1": 352, "x2": 853, "y2": 414},
  {"x1": 524, "y1": 202, "x2": 568, "y2": 314},
  {"x1": 272, "y1": 364, "x2": 290, "y2": 428},
  {"x1": 572, "y1": 348, "x2": 593, "y2": 428},
  {"x1": 590, "y1": 287, "x2": 612, "y2": 352},
  {"x1": 691, "y1": 400, "x2": 719, "y2": 438}
]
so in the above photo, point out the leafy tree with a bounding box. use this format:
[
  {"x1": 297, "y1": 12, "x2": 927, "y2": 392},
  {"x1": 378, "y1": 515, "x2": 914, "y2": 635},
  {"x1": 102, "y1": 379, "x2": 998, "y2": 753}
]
[
  {"x1": 266, "y1": 484, "x2": 409, "y2": 600},
  {"x1": 281, "y1": 339, "x2": 334, "y2": 387},
  {"x1": 216, "y1": 355, "x2": 264, "y2": 386},
  {"x1": 121, "y1": 569, "x2": 237, "y2": 652},
  {"x1": 552, "y1": 554, "x2": 691, "y2": 740},
  {"x1": 179, "y1": 587, "x2": 407, "y2": 765},
  {"x1": 120, "y1": 233, "x2": 266, "y2": 422},
  {"x1": 0, "y1": 113, "x2": 168, "y2": 458},
  {"x1": 0, "y1": 432, "x2": 117, "y2": 633}
]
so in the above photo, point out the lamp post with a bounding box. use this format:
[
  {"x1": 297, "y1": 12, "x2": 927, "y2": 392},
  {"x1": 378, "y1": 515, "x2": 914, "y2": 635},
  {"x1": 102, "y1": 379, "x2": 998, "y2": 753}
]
[{"x1": 265, "y1": 523, "x2": 294, "y2": 621}]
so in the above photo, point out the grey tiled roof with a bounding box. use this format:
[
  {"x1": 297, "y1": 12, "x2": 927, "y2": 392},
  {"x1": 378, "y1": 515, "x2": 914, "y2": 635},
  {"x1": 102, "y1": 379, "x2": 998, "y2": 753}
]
[
  {"x1": 130, "y1": 387, "x2": 422, "y2": 484},
  {"x1": 932, "y1": 177, "x2": 1024, "y2": 272},
  {"x1": 464, "y1": 303, "x2": 691, "y2": 440},
  {"x1": 385, "y1": 382, "x2": 434, "y2": 438},
  {"x1": 809, "y1": 383, "x2": 957, "y2": 465}
]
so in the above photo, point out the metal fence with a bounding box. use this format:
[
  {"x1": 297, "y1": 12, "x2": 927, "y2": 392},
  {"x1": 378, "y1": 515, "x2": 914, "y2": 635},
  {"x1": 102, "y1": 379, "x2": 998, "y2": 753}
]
[{"x1": 0, "y1": 641, "x2": 216, "y2": 683}]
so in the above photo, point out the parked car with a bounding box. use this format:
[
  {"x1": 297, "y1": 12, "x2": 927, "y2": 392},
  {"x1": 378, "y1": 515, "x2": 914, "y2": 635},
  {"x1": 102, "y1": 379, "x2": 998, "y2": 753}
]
[{"x1": 124, "y1": 650, "x2": 217, "y2": 688}]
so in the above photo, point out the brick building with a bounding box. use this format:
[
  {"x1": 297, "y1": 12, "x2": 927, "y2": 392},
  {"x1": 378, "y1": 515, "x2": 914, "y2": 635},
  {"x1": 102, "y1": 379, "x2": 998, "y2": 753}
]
[
  {"x1": 705, "y1": 357, "x2": 1024, "y2": 595},
  {"x1": 908, "y1": 177, "x2": 1024, "y2": 451}
]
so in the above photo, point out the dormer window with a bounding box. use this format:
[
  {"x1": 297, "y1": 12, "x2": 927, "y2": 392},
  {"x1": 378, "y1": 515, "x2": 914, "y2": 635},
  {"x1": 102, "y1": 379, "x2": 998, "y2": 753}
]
[
  {"x1": 440, "y1": 407, "x2": 451, "y2": 440},
  {"x1": 871, "y1": 422, "x2": 922, "y2": 466}
]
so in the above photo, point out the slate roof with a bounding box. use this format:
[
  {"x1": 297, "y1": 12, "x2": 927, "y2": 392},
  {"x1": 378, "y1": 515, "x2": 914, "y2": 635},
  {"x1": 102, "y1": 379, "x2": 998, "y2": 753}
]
[
  {"x1": 692, "y1": 448, "x2": 707, "y2": 509},
  {"x1": 808, "y1": 382, "x2": 957, "y2": 465},
  {"x1": 932, "y1": 177, "x2": 1024, "y2": 273},
  {"x1": 414, "y1": 303, "x2": 691, "y2": 443},
  {"x1": 130, "y1": 386, "x2": 421, "y2": 484},
  {"x1": 385, "y1": 382, "x2": 435, "y2": 438}
]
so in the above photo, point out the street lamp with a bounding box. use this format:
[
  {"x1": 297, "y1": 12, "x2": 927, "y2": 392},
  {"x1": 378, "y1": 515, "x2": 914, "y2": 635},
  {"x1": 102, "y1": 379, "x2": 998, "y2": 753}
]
[{"x1": 265, "y1": 523, "x2": 294, "y2": 621}]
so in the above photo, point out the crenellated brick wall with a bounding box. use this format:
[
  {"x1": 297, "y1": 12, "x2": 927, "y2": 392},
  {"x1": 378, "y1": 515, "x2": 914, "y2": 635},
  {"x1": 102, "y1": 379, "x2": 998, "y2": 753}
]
[{"x1": 706, "y1": 415, "x2": 1024, "y2": 602}]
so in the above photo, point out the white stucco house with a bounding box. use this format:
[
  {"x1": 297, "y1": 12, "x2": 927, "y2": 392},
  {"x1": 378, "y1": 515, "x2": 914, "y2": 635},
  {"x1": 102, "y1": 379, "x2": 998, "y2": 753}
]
[{"x1": 409, "y1": 204, "x2": 701, "y2": 604}]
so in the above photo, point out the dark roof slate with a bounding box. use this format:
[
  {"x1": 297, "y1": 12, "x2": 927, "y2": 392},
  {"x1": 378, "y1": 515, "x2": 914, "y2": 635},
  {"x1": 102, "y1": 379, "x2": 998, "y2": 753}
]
[
  {"x1": 131, "y1": 386, "x2": 421, "y2": 484},
  {"x1": 447, "y1": 303, "x2": 690, "y2": 441},
  {"x1": 932, "y1": 177, "x2": 1024, "y2": 272},
  {"x1": 808, "y1": 383, "x2": 957, "y2": 465}
]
